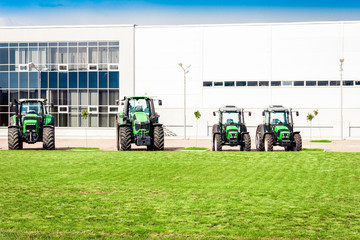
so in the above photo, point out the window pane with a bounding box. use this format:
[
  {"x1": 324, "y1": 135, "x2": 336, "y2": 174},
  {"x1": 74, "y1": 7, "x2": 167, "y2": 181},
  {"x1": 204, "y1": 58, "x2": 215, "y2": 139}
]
[
  {"x1": 109, "y1": 90, "x2": 119, "y2": 105},
  {"x1": 79, "y1": 90, "x2": 88, "y2": 105},
  {"x1": 89, "y1": 114, "x2": 98, "y2": 127},
  {"x1": 271, "y1": 81, "x2": 281, "y2": 86},
  {"x1": 236, "y1": 81, "x2": 246, "y2": 86},
  {"x1": 59, "y1": 90, "x2": 68, "y2": 105},
  {"x1": 41, "y1": 72, "x2": 48, "y2": 88},
  {"x1": 318, "y1": 81, "x2": 329, "y2": 86},
  {"x1": 224, "y1": 81, "x2": 234, "y2": 87},
  {"x1": 29, "y1": 89, "x2": 38, "y2": 99},
  {"x1": 49, "y1": 90, "x2": 58, "y2": 106},
  {"x1": 79, "y1": 72, "x2": 87, "y2": 88},
  {"x1": 89, "y1": 72, "x2": 97, "y2": 88},
  {"x1": 282, "y1": 81, "x2": 292, "y2": 86},
  {"x1": 89, "y1": 90, "x2": 98, "y2": 105},
  {"x1": 294, "y1": 81, "x2": 304, "y2": 86},
  {"x1": 247, "y1": 81, "x2": 258, "y2": 86},
  {"x1": 0, "y1": 90, "x2": 8, "y2": 105},
  {"x1": 109, "y1": 72, "x2": 119, "y2": 88},
  {"x1": 99, "y1": 72, "x2": 108, "y2": 88},
  {"x1": 88, "y1": 47, "x2": 98, "y2": 64},
  {"x1": 99, "y1": 90, "x2": 108, "y2": 105},
  {"x1": 69, "y1": 114, "x2": 78, "y2": 127},
  {"x1": 203, "y1": 81, "x2": 212, "y2": 87},
  {"x1": 49, "y1": 72, "x2": 58, "y2": 88},
  {"x1": 19, "y1": 48, "x2": 28, "y2": 64},
  {"x1": 108, "y1": 47, "x2": 119, "y2": 63},
  {"x1": 9, "y1": 48, "x2": 16, "y2": 64},
  {"x1": 10, "y1": 90, "x2": 18, "y2": 103},
  {"x1": 59, "y1": 113, "x2": 68, "y2": 127},
  {"x1": 0, "y1": 72, "x2": 8, "y2": 88},
  {"x1": 306, "y1": 81, "x2": 316, "y2": 86},
  {"x1": 214, "y1": 82, "x2": 223, "y2": 87},
  {"x1": 355, "y1": 81, "x2": 360, "y2": 86},
  {"x1": 109, "y1": 114, "x2": 116, "y2": 127},
  {"x1": 69, "y1": 72, "x2": 77, "y2": 88},
  {"x1": 0, "y1": 48, "x2": 8, "y2": 64},
  {"x1": 59, "y1": 72, "x2": 67, "y2": 88},
  {"x1": 29, "y1": 48, "x2": 38, "y2": 65},
  {"x1": 343, "y1": 80, "x2": 354, "y2": 86},
  {"x1": 10, "y1": 72, "x2": 18, "y2": 88},
  {"x1": 20, "y1": 90, "x2": 28, "y2": 99},
  {"x1": 0, "y1": 113, "x2": 8, "y2": 127},
  {"x1": 39, "y1": 48, "x2": 47, "y2": 67},
  {"x1": 99, "y1": 114, "x2": 108, "y2": 127},
  {"x1": 20, "y1": 72, "x2": 28, "y2": 89},
  {"x1": 29, "y1": 72, "x2": 38, "y2": 88},
  {"x1": 99, "y1": 47, "x2": 107, "y2": 63},
  {"x1": 259, "y1": 81, "x2": 269, "y2": 86},
  {"x1": 58, "y1": 47, "x2": 67, "y2": 64},
  {"x1": 78, "y1": 47, "x2": 87, "y2": 70},
  {"x1": 330, "y1": 81, "x2": 340, "y2": 86},
  {"x1": 69, "y1": 90, "x2": 78, "y2": 105}
]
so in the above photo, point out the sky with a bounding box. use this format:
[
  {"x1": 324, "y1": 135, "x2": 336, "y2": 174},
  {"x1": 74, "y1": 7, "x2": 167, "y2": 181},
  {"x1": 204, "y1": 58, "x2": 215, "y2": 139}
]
[{"x1": 0, "y1": 0, "x2": 360, "y2": 26}]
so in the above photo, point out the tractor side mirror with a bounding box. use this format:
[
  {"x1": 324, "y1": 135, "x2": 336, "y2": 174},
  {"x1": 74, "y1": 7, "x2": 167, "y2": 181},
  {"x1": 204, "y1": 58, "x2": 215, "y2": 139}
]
[
  {"x1": 158, "y1": 100, "x2": 162, "y2": 106},
  {"x1": 296, "y1": 111, "x2": 299, "y2": 116},
  {"x1": 115, "y1": 100, "x2": 119, "y2": 105},
  {"x1": 248, "y1": 112, "x2": 251, "y2": 116},
  {"x1": 213, "y1": 111, "x2": 216, "y2": 116},
  {"x1": 262, "y1": 111, "x2": 265, "y2": 116},
  {"x1": 121, "y1": 101, "x2": 124, "y2": 106},
  {"x1": 9, "y1": 102, "x2": 13, "y2": 107}
]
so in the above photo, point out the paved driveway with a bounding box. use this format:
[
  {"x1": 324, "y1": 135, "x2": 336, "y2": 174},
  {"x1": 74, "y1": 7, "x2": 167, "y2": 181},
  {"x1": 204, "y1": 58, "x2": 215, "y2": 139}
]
[{"x1": 0, "y1": 138, "x2": 359, "y2": 152}]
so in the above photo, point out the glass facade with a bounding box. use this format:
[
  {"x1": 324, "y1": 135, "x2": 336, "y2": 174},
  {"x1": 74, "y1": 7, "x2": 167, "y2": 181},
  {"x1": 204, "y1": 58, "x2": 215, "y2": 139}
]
[{"x1": 0, "y1": 41, "x2": 120, "y2": 127}]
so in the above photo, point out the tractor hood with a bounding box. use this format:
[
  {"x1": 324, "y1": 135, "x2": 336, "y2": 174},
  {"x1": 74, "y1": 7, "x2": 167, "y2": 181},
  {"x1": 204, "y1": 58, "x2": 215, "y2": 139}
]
[
  {"x1": 23, "y1": 113, "x2": 40, "y2": 133},
  {"x1": 133, "y1": 112, "x2": 149, "y2": 123},
  {"x1": 273, "y1": 125, "x2": 290, "y2": 140},
  {"x1": 226, "y1": 125, "x2": 239, "y2": 140}
]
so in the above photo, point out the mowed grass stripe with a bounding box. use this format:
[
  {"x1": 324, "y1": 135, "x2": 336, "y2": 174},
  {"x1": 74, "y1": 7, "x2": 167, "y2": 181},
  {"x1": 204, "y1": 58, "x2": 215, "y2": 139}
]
[{"x1": 0, "y1": 151, "x2": 359, "y2": 239}]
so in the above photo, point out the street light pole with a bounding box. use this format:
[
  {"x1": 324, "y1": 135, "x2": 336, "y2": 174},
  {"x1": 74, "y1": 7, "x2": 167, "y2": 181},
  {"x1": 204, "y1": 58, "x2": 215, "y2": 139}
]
[
  {"x1": 178, "y1": 63, "x2": 191, "y2": 140},
  {"x1": 29, "y1": 62, "x2": 41, "y2": 99},
  {"x1": 340, "y1": 59, "x2": 344, "y2": 140}
]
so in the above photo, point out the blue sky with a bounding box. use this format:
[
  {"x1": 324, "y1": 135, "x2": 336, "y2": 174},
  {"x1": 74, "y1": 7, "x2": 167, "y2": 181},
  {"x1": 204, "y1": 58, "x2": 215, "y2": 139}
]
[{"x1": 0, "y1": 0, "x2": 360, "y2": 26}]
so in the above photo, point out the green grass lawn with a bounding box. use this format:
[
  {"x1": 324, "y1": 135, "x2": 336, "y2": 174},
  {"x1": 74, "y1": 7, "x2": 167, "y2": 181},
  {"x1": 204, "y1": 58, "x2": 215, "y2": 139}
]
[
  {"x1": 0, "y1": 151, "x2": 359, "y2": 239},
  {"x1": 310, "y1": 140, "x2": 332, "y2": 143}
]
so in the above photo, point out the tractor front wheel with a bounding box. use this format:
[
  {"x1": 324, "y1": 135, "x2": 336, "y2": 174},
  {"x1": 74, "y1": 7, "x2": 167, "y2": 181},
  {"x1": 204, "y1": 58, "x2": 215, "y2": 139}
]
[
  {"x1": 43, "y1": 127, "x2": 55, "y2": 150},
  {"x1": 8, "y1": 127, "x2": 22, "y2": 150},
  {"x1": 153, "y1": 125, "x2": 164, "y2": 151},
  {"x1": 292, "y1": 133, "x2": 302, "y2": 151},
  {"x1": 264, "y1": 134, "x2": 273, "y2": 151},
  {"x1": 119, "y1": 126, "x2": 132, "y2": 151},
  {"x1": 213, "y1": 134, "x2": 222, "y2": 151},
  {"x1": 243, "y1": 133, "x2": 251, "y2": 151}
]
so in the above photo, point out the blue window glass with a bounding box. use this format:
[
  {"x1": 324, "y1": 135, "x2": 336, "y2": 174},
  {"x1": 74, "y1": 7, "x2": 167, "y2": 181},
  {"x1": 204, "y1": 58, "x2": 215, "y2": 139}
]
[
  {"x1": 39, "y1": 43, "x2": 47, "y2": 47},
  {"x1": 0, "y1": 90, "x2": 8, "y2": 105},
  {"x1": 59, "y1": 72, "x2": 67, "y2": 88},
  {"x1": 109, "y1": 72, "x2": 119, "y2": 88},
  {"x1": 0, "y1": 72, "x2": 8, "y2": 88},
  {"x1": 0, "y1": 66, "x2": 8, "y2": 71},
  {"x1": 41, "y1": 72, "x2": 48, "y2": 88},
  {"x1": 20, "y1": 72, "x2": 28, "y2": 89},
  {"x1": 19, "y1": 43, "x2": 28, "y2": 47},
  {"x1": 69, "y1": 42, "x2": 77, "y2": 47},
  {"x1": 29, "y1": 72, "x2": 38, "y2": 88},
  {"x1": 0, "y1": 48, "x2": 8, "y2": 64},
  {"x1": 109, "y1": 42, "x2": 119, "y2": 46},
  {"x1": 69, "y1": 72, "x2": 78, "y2": 88},
  {"x1": 49, "y1": 42, "x2": 57, "y2": 47},
  {"x1": 79, "y1": 72, "x2": 87, "y2": 88},
  {"x1": 59, "y1": 42, "x2": 67, "y2": 47},
  {"x1": 10, "y1": 73, "x2": 18, "y2": 88},
  {"x1": 10, "y1": 43, "x2": 18, "y2": 47},
  {"x1": 99, "y1": 42, "x2": 108, "y2": 46},
  {"x1": 0, "y1": 43, "x2": 8, "y2": 47},
  {"x1": 89, "y1": 72, "x2": 97, "y2": 88},
  {"x1": 29, "y1": 43, "x2": 38, "y2": 47},
  {"x1": 79, "y1": 42, "x2": 87, "y2": 46},
  {"x1": 49, "y1": 72, "x2": 58, "y2": 88},
  {"x1": 9, "y1": 48, "x2": 16, "y2": 64},
  {"x1": 89, "y1": 42, "x2": 97, "y2": 46},
  {"x1": 99, "y1": 72, "x2": 108, "y2": 88}
]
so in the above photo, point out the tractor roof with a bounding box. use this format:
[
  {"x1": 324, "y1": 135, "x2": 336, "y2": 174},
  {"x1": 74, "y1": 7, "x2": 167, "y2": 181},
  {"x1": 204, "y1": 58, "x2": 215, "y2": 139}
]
[
  {"x1": 18, "y1": 98, "x2": 47, "y2": 103},
  {"x1": 219, "y1": 105, "x2": 242, "y2": 112},
  {"x1": 126, "y1": 96, "x2": 151, "y2": 100},
  {"x1": 265, "y1": 105, "x2": 289, "y2": 112}
]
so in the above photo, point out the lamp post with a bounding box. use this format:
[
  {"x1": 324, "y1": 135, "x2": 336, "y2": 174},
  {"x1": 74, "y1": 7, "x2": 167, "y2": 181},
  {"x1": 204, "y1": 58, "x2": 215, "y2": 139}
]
[
  {"x1": 29, "y1": 62, "x2": 41, "y2": 99},
  {"x1": 178, "y1": 63, "x2": 191, "y2": 140},
  {"x1": 340, "y1": 59, "x2": 344, "y2": 140}
]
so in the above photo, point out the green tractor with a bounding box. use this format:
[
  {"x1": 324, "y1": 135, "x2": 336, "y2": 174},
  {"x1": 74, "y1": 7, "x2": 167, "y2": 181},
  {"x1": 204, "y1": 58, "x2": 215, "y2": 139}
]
[
  {"x1": 255, "y1": 105, "x2": 302, "y2": 151},
  {"x1": 212, "y1": 105, "x2": 251, "y2": 151},
  {"x1": 116, "y1": 96, "x2": 164, "y2": 151},
  {"x1": 8, "y1": 99, "x2": 55, "y2": 150}
]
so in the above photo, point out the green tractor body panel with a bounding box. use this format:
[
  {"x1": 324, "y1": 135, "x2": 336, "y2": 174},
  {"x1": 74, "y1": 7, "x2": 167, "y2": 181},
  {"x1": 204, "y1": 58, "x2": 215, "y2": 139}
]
[
  {"x1": 44, "y1": 115, "x2": 53, "y2": 125},
  {"x1": 132, "y1": 112, "x2": 150, "y2": 135},
  {"x1": 273, "y1": 125, "x2": 290, "y2": 140},
  {"x1": 22, "y1": 114, "x2": 39, "y2": 134},
  {"x1": 225, "y1": 125, "x2": 239, "y2": 141}
]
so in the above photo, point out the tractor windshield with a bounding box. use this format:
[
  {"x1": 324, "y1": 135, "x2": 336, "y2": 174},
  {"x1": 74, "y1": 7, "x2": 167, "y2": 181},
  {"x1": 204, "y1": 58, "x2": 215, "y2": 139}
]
[
  {"x1": 222, "y1": 112, "x2": 241, "y2": 125},
  {"x1": 128, "y1": 98, "x2": 150, "y2": 116},
  {"x1": 270, "y1": 111, "x2": 289, "y2": 125},
  {"x1": 20, "y1": 102, "x2": 44, "y2": 116}
]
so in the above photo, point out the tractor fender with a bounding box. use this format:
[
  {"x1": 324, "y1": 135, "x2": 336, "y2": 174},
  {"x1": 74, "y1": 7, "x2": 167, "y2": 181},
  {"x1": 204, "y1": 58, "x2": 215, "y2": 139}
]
[
  {"x1": 9, "y1": 116, "x2": 17, "y2": 126},
  {"x1": 256, "y1": 124, "x2": 265, "y2": 137},
  {"x1": 118, "y1": 123, "x2": 131, "y2": 128},
  {"x1": 152, "y1": 123, "x2": 163, "y2": 127},
  {"x1": 240, "y1": 123, "x2": 248, "y2": 132},
  {"x1": 43, "y1": 125, "x2": 54, "y2": 128},
  {"x1": 212, "y1": 124, "x2": 220, "y2": 136},
  {"x1": 293, "y1": 131, "x2": 300, "y2": 135},
  {"x1": 240, "y1": 131, "x2": 249, "y2": 136}
]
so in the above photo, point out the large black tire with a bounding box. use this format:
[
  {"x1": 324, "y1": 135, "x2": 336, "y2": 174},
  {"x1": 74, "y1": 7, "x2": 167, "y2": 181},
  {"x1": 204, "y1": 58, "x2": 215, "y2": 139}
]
[
  {"x1": 8, "y1": 127, "x2": 22, "y2": 150},
  {"x1": 213, "y1": 134, "x2": 222, "y2": 151},
  {"x1": 119, "y1": 126, "x2": 132, "y2": 151},
  {"x1": 243, "y1": 133, "x2": 251, "y2": 151},
  {"x1": 43, "y1": 127, "x2": 55, "y2": 150},
  {"x1": 264, "y1": 134, "x2": 273, "y2": 151},
  {"x1": 153, "y1": 125, "x2": 164, "y2": 151},
  {"x1": 256, "y1": 129, "x2": 264, "y2": 151},
  {"x1": 293, "y1": 133, "x2": 302, "y2": 151},
  {"x1": 116, "y1": 125, "x2": 120, "y2": 151}
]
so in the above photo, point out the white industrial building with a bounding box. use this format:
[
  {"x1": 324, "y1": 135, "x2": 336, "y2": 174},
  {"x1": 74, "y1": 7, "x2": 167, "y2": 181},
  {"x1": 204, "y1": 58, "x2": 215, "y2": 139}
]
[{"x1": 0, "y1": 21, "x2": 360, "y2": 139}]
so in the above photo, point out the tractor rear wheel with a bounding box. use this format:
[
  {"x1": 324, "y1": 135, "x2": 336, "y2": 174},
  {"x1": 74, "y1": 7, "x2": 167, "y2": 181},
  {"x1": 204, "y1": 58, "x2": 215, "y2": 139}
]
[
  {"x1": 43, "y1": 127, "x2": 55, "y2": 150},
  {"x1": 264, "y1": 134, "x2": 273, "y2": 151},
  {"x1": 213, "y1": 134, "x2": 222, "y2": 151},
  {"x1": 256, "y1": 130, "x2": 264, "y2": 151},
  {"x1": 292, "y1": 133, "x2": 302, "y2": 151},
  {"x1": 153, "y1": 125, "x2": 164, "y2": 151},
  {"x1": 243, "y1": 133, "x2": 251, "y2": 151},
  {"x1": 8, "y1": 127, "x2": 22, "y2": 150},
  {"x1": 116, "y1": 125, "x2": 120, "y2": 151},
  {"x1": 119, "y1": 126, "x2": 132, "y2": 151}
]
